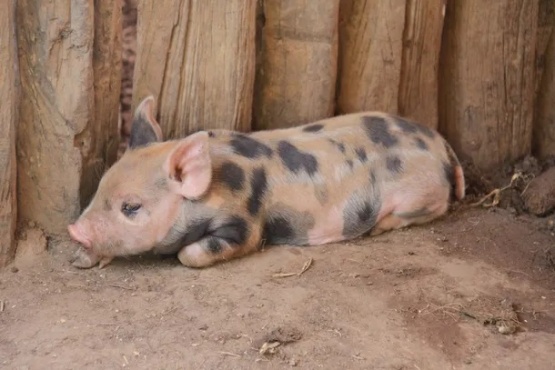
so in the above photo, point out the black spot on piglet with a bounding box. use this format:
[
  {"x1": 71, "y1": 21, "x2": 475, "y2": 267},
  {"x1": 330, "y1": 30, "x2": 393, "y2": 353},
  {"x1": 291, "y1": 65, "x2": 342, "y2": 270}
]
[
  {"x1": 263, "y1": 216, "x2": 295, "y2": 245},
  {"x1": 386, "y1": 156, "x2": 403, "y2": 173},
  {"x1": 230, "y1": 134, "x2": 273, "y2": 159},
  {"x1": 328, "y1": 139, "x2": 346, "y2": 153},
  {"x1": 357, "y1": 203, "x2": 374, "y2": 223},
  {"x1": 355, "y1": 147, "x2": 367, "y2": 162},
  {"x1": 277, "y1": 141, "x2": 319, "y2": 175},
  {"x1": 247, "y1": 168, "x2": 268, "y2": 216},
  {"x1": 342, "y1": 196, "x2": 381, "y2": 239},
  {"x1": 395, "y1": 117, "x2": 435, "y2": 138},
  {"x1": 443, "y1": 161, "x2": 456, "y2": 198},
  {"x1": 369, "y1": 170, "x2": 377, "y2": 186},
  {"x1": 362, "y1": 116, "x2": 398, "y2": 148},
  {"x1": 206, "y1": 237, "x2": 222, "y2": 253},
  {"x1": 211, "y1": 215, "x2": 249, "y2": 246},
  {"x1": 179, "y1": 218, "x2": 212, "y2": 246},
  {"x1": 415, "y1": 137, "x2": 428, "y2": 150},
  {"x1": 303, "y1": 123, "x2": 324, "y2": 133},
  {"x1": 220, "y1": 161, "x2": 245, "y2": 192}
]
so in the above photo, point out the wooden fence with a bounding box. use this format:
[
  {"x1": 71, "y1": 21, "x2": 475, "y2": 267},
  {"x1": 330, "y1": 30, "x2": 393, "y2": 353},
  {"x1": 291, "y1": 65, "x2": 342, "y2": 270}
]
[{"x1": 0, "y1": 0, "x2": 553, "y2": 266}]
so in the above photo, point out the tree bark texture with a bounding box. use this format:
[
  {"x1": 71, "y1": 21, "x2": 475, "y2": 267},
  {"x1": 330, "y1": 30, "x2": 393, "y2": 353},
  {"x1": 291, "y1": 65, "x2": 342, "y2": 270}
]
[
  {"x1": 253, "y1": 0, "x2": 340, "y2": 130},
  {"x1": 439, "y1": 0, "x2": 538, "y2": 171},
  {"x1": 534, "y1": 0, "x2": 554, "y2": 97},
  {"x1": 79, "y1": 0, "x2": 122, "y2": 208},
  {"x1": 0, "y1": 0, "x2": 19, "y2": 267},
  {"x1": 337, "y1": 0, "x2": 445, "y2": 129},
  {"x1": 398, "y1": 0, "x2": 446, "y2": 129},
  {"x1": 338, "y1": 0, "x2": 406, "y2": 116},
  {"x1": 534, "y1": 28, "x2": 555, "y2": 158},
  {"x1": 132, "y1": 0, "x2": 256, "y2": 138},
  {"x1": 533, "y1": 0, "x2": 555, "y2": 158},
  {"x1": 16, "y1": 0, "x2": 121, "y2": 234}
]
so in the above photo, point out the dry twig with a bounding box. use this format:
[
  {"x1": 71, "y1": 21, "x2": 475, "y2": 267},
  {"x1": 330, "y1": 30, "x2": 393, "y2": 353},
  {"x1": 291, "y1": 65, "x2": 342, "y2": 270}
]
[
  {"x1": 272, "y1": 258, "x2": 313, "y2": 278},
  {"x1": 259, "y1": 341, "x2": 281, "y2": 355},
  {"x1": 471, "y1": 172, "x2": 524, "y2": 208},
  {"x1": 109, "y1": 284, "x2": 135, "y2": 291}
]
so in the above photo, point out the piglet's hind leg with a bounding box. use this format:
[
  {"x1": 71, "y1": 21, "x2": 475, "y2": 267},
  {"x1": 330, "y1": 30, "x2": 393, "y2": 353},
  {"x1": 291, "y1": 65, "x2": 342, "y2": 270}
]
[{"x1": 370, "y1": 200, "x2": 449, "y2": 236}]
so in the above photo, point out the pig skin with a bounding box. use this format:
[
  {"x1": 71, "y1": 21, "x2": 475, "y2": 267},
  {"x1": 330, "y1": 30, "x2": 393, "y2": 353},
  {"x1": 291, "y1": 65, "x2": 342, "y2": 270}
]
[{"x1": 68, "y1": 96, "x2": 465, "y2": 269}]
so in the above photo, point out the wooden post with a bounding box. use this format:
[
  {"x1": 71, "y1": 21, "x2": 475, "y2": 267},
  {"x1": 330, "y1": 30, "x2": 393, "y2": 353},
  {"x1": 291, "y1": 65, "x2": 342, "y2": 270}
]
[
  {"x1": 439, "y1": 0, "x2": 539, "y2": 171},
  {"x1": 534, "y1": 0, "x2": 554, "y2": 98},
  {"x1": 132, "y1": 0, "x2": 256, "y2": 138},
  {"x1": 337, "y1": 0, "x2": 406, "y2": 115},
  {"x1": 398, "y1": 0, "x2": 446, "y2": 129},
  {"x1": 16, "y1": 0, "x2": 121, "y2": 234},
  {"x1": 79, "y1": 0, "x2": 122, "y2": 208},
  {"x1": 253, "y1": 0, "x2": 340, "y2": 130},
  {"x1": 534, "y1": 29, "x2": 555, "y2": 158},
  {"x1": 533, "y1": 0, "x2": 555, "y2": 158},
  {"x1": 337, "y1": 0, "x2": 444, "y2": 129},
  {"x1": 0, "y1": 0, "x2": 18, "y2": 267}
]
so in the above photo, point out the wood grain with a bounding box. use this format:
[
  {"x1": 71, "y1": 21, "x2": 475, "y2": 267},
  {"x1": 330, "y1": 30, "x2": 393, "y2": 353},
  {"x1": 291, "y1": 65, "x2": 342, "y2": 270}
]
[
  {"x1": 133, "y1": 0, "x2": 256, "y2": 138},
  {"x1": 439, "y1": 0, "x2": 538, "y2": 170},
  {"x1": 0, "y1": 0, "x2": 18, "y2": 266},
  {"x1": 17, "y1": 0, "x2": 121, "y2": 234},
  {"x1": 253, "y1": 0, "x2": 340, "y2": 130}
]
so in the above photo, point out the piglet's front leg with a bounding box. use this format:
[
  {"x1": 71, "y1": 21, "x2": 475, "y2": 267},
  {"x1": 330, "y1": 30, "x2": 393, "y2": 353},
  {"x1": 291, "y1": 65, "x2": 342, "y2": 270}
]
[{"x1": 177, "y1": 216, "x2": 260, "y2": 268}]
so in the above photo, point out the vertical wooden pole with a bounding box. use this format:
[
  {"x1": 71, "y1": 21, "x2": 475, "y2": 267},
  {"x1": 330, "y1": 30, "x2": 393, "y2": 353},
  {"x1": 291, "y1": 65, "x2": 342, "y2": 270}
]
[
  {"x1": 253, "y1": 0, "x2": 340, "y2": 130},
  {"x1": 337, "y1": 0, "x2": 444, "y2": 128},
  {"x1": 337, "y1": 0, "x2": 406, "y2": 115},
  {"x1": 0, "y1": 0, "x2": 19, "y2": 266},
  {"x1": 132, "y1": 0, "x2": 256, "y2": 137},
  {"x1": 533, "y1": 0, "x2": 555, "y2": 158},
  {"x1": 79, "y1": 0, "x2": 122, "y2": 208},
  {"x1": 534, "y1": 30, "x2": 555, "y2": 158},
  {"x1": 16, "y1": 0, "x2": 121, "y2": 234},
  {"x1": 439, "y1": 0, "x2": 538, "y2": 171},
  {"x1": 398, "y1": 0, "x2": 446, "y2": 129}
]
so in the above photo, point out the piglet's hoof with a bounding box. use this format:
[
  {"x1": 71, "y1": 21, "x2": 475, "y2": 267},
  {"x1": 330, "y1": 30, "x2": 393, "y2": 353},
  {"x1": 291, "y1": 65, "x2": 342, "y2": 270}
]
[{"x1": 70, "y1": 247, "x2": 101, "y2": 269}]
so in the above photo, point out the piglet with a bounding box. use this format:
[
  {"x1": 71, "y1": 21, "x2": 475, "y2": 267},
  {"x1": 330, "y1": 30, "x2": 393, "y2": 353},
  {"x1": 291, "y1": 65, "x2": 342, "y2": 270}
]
[{"x1": 68, "y1": 96, "x2": 465, "y2": 268}]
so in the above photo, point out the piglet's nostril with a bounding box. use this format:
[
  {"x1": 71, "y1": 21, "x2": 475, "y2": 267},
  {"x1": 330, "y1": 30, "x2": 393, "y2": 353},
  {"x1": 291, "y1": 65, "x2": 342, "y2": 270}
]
[{"x1": 68, "y1": 223, "x2": 92, "y2": 249}]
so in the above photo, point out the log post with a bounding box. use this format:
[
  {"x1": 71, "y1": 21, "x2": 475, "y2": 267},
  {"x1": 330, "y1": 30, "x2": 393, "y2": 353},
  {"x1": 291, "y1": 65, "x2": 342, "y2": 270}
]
[
  {"x1": 337, "y1": 0, "x2": 444, "y2": 129},
  {"x1": 398, "y1": 0, "x2": 446, "y2": 129},
  {"x1": 0, "y1": 0, "x2": 19, "y2": 267},
  {"x1": 337, "y1": 0, "x2": 406, "y2": 115},
  {"x1": 533, "y1": 0, "x2": 555, "y2": 158},
  {"x1": 439, "y1": 0, "x2": 539, "y2": 171},
  {"x1": 253, "y1": 0, "x2": 340, "y2": 130},
  {"x1": 16, "y1": 0, "x2": 121, "y2": 234},
  {"x1": 79, "y1": 0, "x2": 122, "y2": 208},
  {"x1": 534, "y1": 29, "x2": 555, "y2": 158},
  {"x1": 534, "y1": 0, "x2": 554, "y2": 97},
  {"x1": 132, "y1": 0, "x2": 256, "y2": 138}
]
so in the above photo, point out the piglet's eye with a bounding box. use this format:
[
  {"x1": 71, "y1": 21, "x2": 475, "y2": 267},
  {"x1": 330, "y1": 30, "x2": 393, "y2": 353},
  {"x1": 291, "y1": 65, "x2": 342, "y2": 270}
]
[{"x1": 121, "y1": 202, "x2": 142, "y2": 217}]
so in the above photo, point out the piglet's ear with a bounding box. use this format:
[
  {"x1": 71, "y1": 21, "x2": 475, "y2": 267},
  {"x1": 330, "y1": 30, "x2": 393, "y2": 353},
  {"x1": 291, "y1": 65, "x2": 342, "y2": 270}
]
[
  {"x1": 165, "y1": 131, "x2": 212, "y2": 199},
  {"x1": 129, "y1": 95, "x2": 163, "y2": 149}
]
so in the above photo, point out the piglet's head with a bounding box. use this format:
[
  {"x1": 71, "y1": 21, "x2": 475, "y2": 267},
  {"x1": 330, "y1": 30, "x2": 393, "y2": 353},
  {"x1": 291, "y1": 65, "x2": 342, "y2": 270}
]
[{"x1": 68, "y1": 96, "x2": 212, "y2": 268}]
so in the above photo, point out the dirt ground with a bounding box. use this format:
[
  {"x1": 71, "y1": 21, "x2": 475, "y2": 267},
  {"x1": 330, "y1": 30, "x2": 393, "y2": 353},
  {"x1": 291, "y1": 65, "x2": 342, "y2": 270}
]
[{"x1": 1, "y1": 203, "x2": 555, "y2": 370}]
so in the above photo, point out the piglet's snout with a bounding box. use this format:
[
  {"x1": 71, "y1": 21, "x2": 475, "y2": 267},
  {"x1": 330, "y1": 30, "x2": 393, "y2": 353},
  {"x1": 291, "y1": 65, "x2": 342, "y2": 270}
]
[{"x1": 68, "y1": 222, "x2": 92, "y2": 249}]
